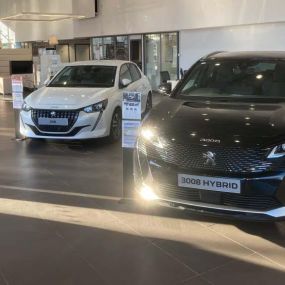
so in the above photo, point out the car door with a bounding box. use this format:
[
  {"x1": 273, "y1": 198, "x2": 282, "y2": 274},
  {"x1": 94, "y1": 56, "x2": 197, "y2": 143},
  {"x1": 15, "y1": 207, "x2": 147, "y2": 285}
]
[
  {"x1": 118, "y1": 63, "x2": 136, "y2": 111},
  {"x1": 128, "y1": 63, "x2": 148, "y2": 113}
]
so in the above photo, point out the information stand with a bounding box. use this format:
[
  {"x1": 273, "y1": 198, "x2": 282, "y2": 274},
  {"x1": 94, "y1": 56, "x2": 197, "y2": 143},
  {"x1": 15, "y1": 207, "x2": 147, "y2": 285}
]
[
  {"x1": 11, "y1": 75, "x2": 25, "y2": 140},
  {"x1": 122, "y1": 92, "x2": 142, "y2": 199}
]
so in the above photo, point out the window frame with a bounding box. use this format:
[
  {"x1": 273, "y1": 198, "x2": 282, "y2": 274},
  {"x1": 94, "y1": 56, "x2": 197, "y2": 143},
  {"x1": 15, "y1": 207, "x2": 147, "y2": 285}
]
[
  {"x1": 128, "y1": 63, "x2": 142, "y2": 83},
  {"x1": 119, "y1": 63, "x2": 133, "y2": 87}
]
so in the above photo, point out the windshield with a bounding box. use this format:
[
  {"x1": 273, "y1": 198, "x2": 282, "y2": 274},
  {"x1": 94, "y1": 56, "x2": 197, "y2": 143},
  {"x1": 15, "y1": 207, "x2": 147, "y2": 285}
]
[
  {"x1": 176, "y1": 59, "x2": 285, "y2": 99},
  {"x1": 48, "y1": 65, "x2": 117, "y2": 88}
]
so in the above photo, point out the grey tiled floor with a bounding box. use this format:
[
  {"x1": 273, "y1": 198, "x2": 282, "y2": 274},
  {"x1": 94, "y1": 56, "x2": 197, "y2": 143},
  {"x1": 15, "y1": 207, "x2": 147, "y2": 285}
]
[{"x1": 0, "y1": 97, "x2": 285, "y2": 284}]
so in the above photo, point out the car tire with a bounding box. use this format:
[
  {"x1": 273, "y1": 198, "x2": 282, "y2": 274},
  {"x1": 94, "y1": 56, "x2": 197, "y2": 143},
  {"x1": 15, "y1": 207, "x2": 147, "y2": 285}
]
[{"x1": 108, "y1": 107, "x2": 122, "y2": 143}]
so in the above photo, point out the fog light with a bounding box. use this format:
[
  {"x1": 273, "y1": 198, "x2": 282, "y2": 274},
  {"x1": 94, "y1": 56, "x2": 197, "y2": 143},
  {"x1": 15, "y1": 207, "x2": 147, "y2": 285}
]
[{"x1": 139, "y1": 184, "x2": 159, "y2": 201}]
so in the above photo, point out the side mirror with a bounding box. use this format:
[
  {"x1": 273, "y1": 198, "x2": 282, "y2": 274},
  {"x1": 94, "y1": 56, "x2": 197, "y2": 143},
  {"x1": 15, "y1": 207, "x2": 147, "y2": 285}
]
[
  {"x1": 120, "y1": 78, "x2": 132, "y2": 89},
  {"x1": 44, "y1": 75, "x2": 54, "y2": 86},
  {"x1": 158, "y1": 82, "x2": 172, "y2": 95}
]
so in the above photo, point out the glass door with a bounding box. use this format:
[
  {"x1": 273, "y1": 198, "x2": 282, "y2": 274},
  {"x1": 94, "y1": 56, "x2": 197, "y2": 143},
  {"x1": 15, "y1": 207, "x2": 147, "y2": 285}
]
[
  {"x1": 161, "y1": 33, "x2": 178, "y2": 81},
  {"x1": 144, "y1": 34, "x2": 161, "y2": 90},
  {"x1": 144, "y1": 32, "x2": 178, "y2": 91}
]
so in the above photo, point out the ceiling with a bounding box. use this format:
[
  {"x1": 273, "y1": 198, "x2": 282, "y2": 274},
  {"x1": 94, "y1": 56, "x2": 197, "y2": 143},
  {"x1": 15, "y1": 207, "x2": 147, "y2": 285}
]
[{"x1": 0, "y1": 0, "x2": 95, "y2": 22}]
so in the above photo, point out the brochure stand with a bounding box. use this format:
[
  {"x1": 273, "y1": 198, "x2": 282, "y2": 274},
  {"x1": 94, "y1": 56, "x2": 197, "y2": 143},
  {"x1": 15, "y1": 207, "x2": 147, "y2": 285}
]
[
  {"x1": 122, "y1": 92, "x2": 142, "y2": 199},
  {"x1": 11, "y1": 75, "x2": 25, "y2": 141}
]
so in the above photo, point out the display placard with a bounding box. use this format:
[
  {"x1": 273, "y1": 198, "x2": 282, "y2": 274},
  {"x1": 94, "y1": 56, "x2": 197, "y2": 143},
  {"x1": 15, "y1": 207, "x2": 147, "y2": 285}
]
[
  {"x1": 122, "y1": 120, "x2": 141, "y2": 148},
  {"x1": 12, "y1": 93, "x2": 24, "y2": 109},
  {"x1": 122, "y1": 92, "x2": 141, "y2": 120},
  {"x1": 11, "y1": 75, "x2": 24, "y2": 110},
  {"x1": 122, "y1": 91, "x2": 142, "y2": 198},
  {"x1": 122, "y1": 92, "x2": 142, "y2": 149},
  {"x1": 11, "y1": 75, "x2": 23, "y2": 93}
]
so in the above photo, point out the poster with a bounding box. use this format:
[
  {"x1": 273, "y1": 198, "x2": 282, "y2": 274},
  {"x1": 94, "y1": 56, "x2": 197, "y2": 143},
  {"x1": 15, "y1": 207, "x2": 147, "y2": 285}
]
[
  {"x1": 122, "y1": 120, "x2": 141, "y2": 148},
  {"x1": 11, "y1": 76, "x2": 24, "y2": 110},
  {"x1": 122, "y1": 91, "x2": 142, "y2": 148},
  {"x1": 122, "y1": 92, "x2": 141, "y2": 120},
  {"x1": 12, "y1": 93, "x2": 24, "y2": 109},
  {"x1": 11, "y1": 76, "x2": 23, "y2": 93}
]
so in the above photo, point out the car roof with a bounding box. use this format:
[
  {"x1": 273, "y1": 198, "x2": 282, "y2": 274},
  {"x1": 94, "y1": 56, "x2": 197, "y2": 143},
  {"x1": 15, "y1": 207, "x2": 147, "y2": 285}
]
[
  {"x1": 64, "y1": 60, "x2": 131, "y2": 67},
  {"x1": 206, "y1": 51, "x2": 285, "y2": 60}
]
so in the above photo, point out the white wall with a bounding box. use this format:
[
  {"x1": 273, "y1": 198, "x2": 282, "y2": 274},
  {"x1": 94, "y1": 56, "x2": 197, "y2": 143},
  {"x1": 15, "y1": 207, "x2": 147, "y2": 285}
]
[
  {"x1": 0, "y1": 0, "x2": 94, "y2": 42},
  {"x1": 74, "y1": 0, "x2": 285, "y2": 38},
  {"x1": 3, "y1": 0, "x2": 285, "y2": 64},
  {"x1": 11, "y1": 20, "x2": 74, "y2": 42},
  {"x1": 180, "y1": 22, "x2": 285, "y2": 70}
]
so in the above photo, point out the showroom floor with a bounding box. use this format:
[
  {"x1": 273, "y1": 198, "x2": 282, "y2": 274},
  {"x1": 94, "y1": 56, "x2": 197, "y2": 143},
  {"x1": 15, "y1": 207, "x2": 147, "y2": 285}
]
[{"x1": 0, "y1": 96, "x2": 285, "y2": 285}]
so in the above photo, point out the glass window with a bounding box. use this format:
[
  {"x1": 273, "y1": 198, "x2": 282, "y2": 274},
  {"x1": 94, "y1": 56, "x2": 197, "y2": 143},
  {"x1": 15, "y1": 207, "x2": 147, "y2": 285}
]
[
  {"x1": 144, "y1": 34, "x2": 161, "y2": 90},
  {"x1": 56, "y1": 44, "x2": 70, "y2": 63},
  {"x1": 161, "y1": 33, "x2": 178, "y2": 81},
  {"x1": 116, "y1": 36, "x2": 129, "y2": 60},
  {"x1": 129, "y1": 63, "x2": 141, "y2": 82},
  {"x1": 103, "y1": 37, "x2": 116, "y2": 59},
  {"x1": 92, "y1": 38, "x2": 104, "y2": 60},
  {"x1": 177, "y1": 60, "x2": 284, "y2": 98},
  {"x1": 119, "y1": 64, "x2": 132, "y2": 83},
  {"x1": 144, "y1": 32, "x2": 178, "y2": 90},
  {"x1": 48, "y1": 65, "x2": 117, "y2": 88},
  {"x1": 92, "y1": 36, "x2": 129, "y2": 61}
]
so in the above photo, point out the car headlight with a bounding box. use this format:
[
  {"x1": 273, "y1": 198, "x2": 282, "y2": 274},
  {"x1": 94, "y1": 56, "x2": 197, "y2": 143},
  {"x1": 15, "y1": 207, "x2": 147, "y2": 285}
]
[
  {"x1": 267, "y1": 144, "x2": 285, "y2": 158},
  {"x1": 140, "y1": 127, "x2": 164, "y2": 149},
  {"x1": 22, "y1": 101, "x2": 32, "y2": 112},
  {"x1": 83, "y1": 99, "x2": 108, "y2": 113}
]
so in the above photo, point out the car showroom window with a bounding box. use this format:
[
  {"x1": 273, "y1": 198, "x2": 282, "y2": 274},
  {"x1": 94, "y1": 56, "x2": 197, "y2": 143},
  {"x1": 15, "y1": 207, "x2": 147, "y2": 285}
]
[
  {"x1": 119, "y1": 64, "x2": 133, "y2": 83},
  {"x1": 49, "y1": 65, "x2": 117, "y2": 88},
  {"x1": 129, "y1": 63, "x2": 141, "y2": 82}
]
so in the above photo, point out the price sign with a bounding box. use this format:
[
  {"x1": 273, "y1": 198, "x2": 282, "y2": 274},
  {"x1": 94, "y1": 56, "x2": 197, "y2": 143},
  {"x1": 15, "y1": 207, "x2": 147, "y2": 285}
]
[
  {"x1": 122, "y1": 92, "x2": 142, "y2": 148},
  {"x1": 122, "y1": 92, "x2": 141, "y2": 120},
  {"x1": 11, "y1": 75, "x2": 24, "y2": 110}
]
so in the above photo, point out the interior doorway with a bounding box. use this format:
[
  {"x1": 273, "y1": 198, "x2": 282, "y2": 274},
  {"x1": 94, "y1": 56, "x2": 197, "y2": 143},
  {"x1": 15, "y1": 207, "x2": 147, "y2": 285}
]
[
  {"x1": 75, "y1": 44, "x2": 91, "y2": 61},
  {"x1": 130, "y1": 39, "x2": 142, "y2": 70}
]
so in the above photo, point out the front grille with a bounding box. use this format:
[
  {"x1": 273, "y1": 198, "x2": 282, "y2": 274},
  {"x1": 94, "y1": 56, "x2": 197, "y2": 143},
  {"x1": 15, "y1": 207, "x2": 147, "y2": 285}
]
[
  {"x1": 158, "y1": 183, "x2": 282, "y2": 211},
  {"x1": 32, "y1": 109, "x2": 79, "y2": 133},
  {"x1": 140, "y1": 139, "x2": 280, "y2": 174}
]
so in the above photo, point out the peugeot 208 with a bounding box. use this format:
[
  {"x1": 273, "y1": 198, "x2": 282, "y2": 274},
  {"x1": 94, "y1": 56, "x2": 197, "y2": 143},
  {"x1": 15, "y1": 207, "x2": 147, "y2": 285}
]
[
  {"x1": 20, "y1": 60, "x2": 152, "y2": 141},
  {"x1": 134, "y1": 51, "x2": 285, "y2": 220}
]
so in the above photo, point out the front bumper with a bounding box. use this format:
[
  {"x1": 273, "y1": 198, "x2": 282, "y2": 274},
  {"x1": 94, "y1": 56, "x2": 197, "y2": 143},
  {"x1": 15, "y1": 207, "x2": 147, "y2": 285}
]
[
  {"x1": 20, "y1": 110, "x2": 109, "y2": 140},
  {"x1": 133, "y1": 142, "x2": 285, "y2": 221}
]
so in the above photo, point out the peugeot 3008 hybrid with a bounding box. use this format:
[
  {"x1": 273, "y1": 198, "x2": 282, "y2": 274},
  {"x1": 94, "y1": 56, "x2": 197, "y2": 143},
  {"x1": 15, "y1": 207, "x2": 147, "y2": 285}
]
[{"x1": 134, "y1": 51, "x2": 285, "y2": 220}]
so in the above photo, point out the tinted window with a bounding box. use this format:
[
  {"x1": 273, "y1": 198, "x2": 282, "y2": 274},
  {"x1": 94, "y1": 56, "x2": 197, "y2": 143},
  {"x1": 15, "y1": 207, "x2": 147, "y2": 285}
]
[
  {"x1": 129, "y1": 63, "x2": 141, "y2": 82},
  {"x1": 176, "y1": 60, "x2": 285, "y2": 98},
  {"x1": 119, "y1": 64, "x2": 132, "y2": 83},
  {"x1": 49, "y1": 65, "x2": 117, "y2": 88}
]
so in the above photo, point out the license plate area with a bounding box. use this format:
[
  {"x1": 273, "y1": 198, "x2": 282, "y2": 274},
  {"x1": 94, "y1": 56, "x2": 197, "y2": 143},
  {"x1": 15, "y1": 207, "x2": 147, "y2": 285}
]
[
  {"x1": 178, "y1": 174, "x2": 241, "y2": 194},
  {"x1": 38, "y1": 117, "x2": 69, "y2": 126},
  {"x1": 200, "y1": 191, "x2": 222, "y2": 204}
]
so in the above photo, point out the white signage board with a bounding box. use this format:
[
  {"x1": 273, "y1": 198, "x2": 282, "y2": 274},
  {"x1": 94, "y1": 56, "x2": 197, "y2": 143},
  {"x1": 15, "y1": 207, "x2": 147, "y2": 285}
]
[
  {"x1": 122, "y1": 91, "x2": 142, "y2": 148},
  {"x1": 12, "y1": 93, "x2": 24, "y2": 109},
  {"x1": 122, "y1": 120, "x2": 141, "y2": 148},
  {"x1": 122, "y1": 92, "x2": 141, "y2": 120},
  {"x1": 11, "y1": 76, "x2": 24, "y2": 110}
]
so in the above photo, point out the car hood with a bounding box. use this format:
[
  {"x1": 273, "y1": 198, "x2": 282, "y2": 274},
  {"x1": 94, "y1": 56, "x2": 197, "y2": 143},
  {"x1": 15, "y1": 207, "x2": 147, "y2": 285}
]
[
  {"x1": 25, "y1": 87, "x2": 114, "y2": 109},
  {"x1": 145, "y1": 97, "x2": 285, "y2": 148}
]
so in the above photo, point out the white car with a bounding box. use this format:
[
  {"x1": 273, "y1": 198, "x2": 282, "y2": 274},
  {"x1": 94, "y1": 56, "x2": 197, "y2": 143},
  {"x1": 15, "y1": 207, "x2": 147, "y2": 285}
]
[{"x1": 20, "y1": 60, "x2": 152, "y2": 141}]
